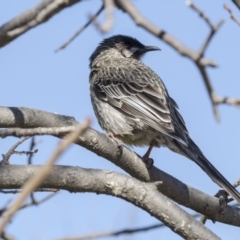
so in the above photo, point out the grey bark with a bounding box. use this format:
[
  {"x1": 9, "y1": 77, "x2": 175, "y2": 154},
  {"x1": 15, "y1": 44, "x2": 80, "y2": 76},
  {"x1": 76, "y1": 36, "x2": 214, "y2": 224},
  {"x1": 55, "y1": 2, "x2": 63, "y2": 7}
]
[
  {"x1": 0, "y1": 165, "x2": 220, "y2": 240},
  {"x1": 0, "y1": 107, "x2": 239, "y2": 226}
]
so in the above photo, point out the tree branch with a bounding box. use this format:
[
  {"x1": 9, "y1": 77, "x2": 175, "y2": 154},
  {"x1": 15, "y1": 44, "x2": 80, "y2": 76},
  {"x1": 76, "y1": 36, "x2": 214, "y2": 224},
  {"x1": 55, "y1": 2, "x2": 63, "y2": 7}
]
[
  {"x1": 0, "y1": 107, "x2": 239, "y2": 226},
  {"x1": 0, "y1": 165, "x2": 220, "y2": 240},
  {"x1": 55, "y1": 4, "x2": 104, "y2": 52},
  {"x1": 224, "y1": 4, "x2": 240, "y2": 26},
  {"x1": 114, "y1": 0, "x2": 216, "y2": 67},
  {"x1": 186, "y1": 1, "x2": 240, "y2": 121},
  {"x1": 0, "y1": 119, "x2": 90, "y2": 233},
  {"x1": 232, "y1": 0, "x2": 240, "y2": 9},
  {"x1": 1, "y1": 0, "x2": 239, "y2": 120},
  {"x1": 115, "y1": 0, "x2": 240, "y2": 121},
  {"x1": 100, "y1": 0, "x2": 115, "y2": 33},
  {"x1": 0, "y1": 0, "x2": 82, "y2": 48},
  {"x1": 0, "y1": 137, "x2": 30, "y2": 165}
]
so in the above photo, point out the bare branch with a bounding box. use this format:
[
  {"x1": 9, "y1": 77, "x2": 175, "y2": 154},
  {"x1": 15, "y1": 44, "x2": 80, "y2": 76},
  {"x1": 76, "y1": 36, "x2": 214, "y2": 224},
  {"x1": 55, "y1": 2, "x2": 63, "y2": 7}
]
[
  {"x1": 68, "y1": 224, "x2": 165, "y2": 240},
  {"x1": 0, "y1": 188, "x2": 58, "y2": 194},
  {"x1": 214, "y1": 95, "x2": 240, "y2": 107},
  {"x1": 0, "y1": 119, "x2": 90, "y2": 234},
  {"x1": 13, "y1": 149, "x2": 38, "y2": 156},
  {"x1": 0, "y1": 137, "x2": 31, "y2": 165},
  {"x1": 0, "y1": 165, "x2": 220, "y2": 239},
  {"x1": 225, "y1": 3, "x2": 240, "y2": 26},
  {"x1": 197, "y1": 20, "x2": 224, "y2": 61},
  {"x1": 27, "y1": 137, "x2": 37, "y2": 164},
  {"x1": 186, "y1": 0, "x2": 215, "y2": 29},
  {"x1": 198, "y1": 66, "x2": 240, "y2": 121},
  {"x1": 0, "y1": 0, "x2": 82, "y2": 48},
  {"x1": 53, "y1": 213, "x2": 204, "y2": 240},
  {"x1": 197, "y1": 66, "x2": 220, "y2": 120},
  {"x1": 114, "y1": 0, "x2": 240, "y2": 120},
  {"x1": 99, "y1": 0, "x2": 115, "y2": 33},
  {"x1": 19, "y1": 192, "x2": 58, "y2": 211},
  {"x1": 114, "y1": 0, "x2": 217, "y2": 67},
  {"x1": 0, "y1": 107, "x2": 239, "y2": 226},
  {"x1": 185, "y1": 1, "x2": 240, "y2": 121},
  {"x1": 55, "y1": 4, "x2": 104, "y2": 52},
  {"x1": 0, "y1": 192, "x2": 57, "y2": 216}
]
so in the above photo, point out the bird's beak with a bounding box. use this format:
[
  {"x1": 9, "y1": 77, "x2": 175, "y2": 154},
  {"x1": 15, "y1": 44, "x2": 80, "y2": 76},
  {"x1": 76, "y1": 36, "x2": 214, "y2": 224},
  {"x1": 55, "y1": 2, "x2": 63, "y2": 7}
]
[
  {"x1": 143, "y1": 46, "x2": 161, "y2": 52},
  {"x1": 132, "y1": 45, "x2": 160, "y2": 59}
]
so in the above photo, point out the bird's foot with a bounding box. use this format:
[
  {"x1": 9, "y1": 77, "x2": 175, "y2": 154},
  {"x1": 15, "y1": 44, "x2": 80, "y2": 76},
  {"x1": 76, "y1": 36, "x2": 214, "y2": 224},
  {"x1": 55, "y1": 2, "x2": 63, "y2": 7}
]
[
  {"x1": 142, "y1": 156, "x2": 154, "y2": 169},
  {"x1": 215, "y1": 190, "x2": 229, "y2": 214},
  {"x1": 142, "y1": 142, "x2": 155, "y2": 169},
  {"x1": 107, "y1": 132, "x2": 123, "y2": 148}
]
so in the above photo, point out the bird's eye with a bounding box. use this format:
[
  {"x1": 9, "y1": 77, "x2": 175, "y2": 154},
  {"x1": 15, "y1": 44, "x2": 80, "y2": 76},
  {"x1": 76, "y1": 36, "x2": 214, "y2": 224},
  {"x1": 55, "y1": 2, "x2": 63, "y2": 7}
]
[{"x1": 122, "y1": 45, "x2": 134, "y2": 57}]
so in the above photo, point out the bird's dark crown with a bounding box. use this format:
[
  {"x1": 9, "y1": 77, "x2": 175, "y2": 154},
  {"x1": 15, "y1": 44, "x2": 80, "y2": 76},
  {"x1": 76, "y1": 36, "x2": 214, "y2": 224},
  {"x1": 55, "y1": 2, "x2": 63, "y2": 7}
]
[{"x1": 89, "y1": 35, "x2": 145, "y2": 66}]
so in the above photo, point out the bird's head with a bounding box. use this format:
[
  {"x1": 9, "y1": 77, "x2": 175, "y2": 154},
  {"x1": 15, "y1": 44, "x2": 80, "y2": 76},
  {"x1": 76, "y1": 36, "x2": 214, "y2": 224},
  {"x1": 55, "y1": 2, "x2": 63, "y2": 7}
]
[{"x1": 89, "y1": 35, "x2": 160, "y2": 67}]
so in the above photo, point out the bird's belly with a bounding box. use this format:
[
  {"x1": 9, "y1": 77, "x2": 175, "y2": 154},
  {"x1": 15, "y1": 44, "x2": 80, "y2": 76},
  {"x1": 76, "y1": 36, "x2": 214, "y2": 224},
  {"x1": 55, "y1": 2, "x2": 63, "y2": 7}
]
[
  {"x1": 118, "y1": 130, "x2": 157, "y2": 147},
  {"x1": 91, "y1": 95, "x2": 133, "y2": 135},
  {"x1": 91, "y1": 95, "x2": 155, "y2": 146}
]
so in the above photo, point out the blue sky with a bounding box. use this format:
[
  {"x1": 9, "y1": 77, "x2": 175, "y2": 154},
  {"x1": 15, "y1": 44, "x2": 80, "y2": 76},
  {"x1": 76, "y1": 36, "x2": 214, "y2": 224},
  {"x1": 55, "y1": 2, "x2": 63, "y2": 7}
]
[{"x1": 1, "y1": 0, "x2": 240, "y2": 239}]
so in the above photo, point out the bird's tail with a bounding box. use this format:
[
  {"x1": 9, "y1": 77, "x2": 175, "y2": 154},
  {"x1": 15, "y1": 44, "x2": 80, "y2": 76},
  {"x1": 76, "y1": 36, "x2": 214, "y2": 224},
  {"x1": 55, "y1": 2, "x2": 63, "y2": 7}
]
[{"x1": 177, "y1": 138, "x2": 240, "y2": 204}]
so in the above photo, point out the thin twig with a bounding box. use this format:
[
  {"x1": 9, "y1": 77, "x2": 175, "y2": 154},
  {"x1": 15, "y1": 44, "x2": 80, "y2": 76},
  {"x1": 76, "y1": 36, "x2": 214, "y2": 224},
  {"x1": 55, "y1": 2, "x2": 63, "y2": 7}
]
[
  {"x1": 28, "y1": 137, "x2": 36, "y2": 164},
  {"x1": 27, "y1": 137, "x2": 38, "y2": 203},
  {"x1": 185, "y1": 1, "x2": 240, "y2": 121},
  {"x1": 198, "y1": 65, "x2": 240, "y2": 120},
  {"x1": 186, "y1": 0, "x2": 214, "y2": 29},
  {"x1": 197, "y1": 66, "x2": 220, "y2": 121},
  {"x1": 0, "y1": 201, "x2": 11, "y2": 217},
  {"x1": 52, "y1": 213, "x2": 201, "y2": 240},
  {"x1": 55, "y1": 4, "x2": 104, "y2": 52},
  {"x1": 0, "y1": 188, "x2": 58, "y2": 194},
  {"x1": 13, "y1": 149, "x2": 38, "y2": 156},
  {"x1": 0, "y1": 137, "x2": 31, "y2": 165},
  {"x1": 0, "y1": 119, "x2": 91, "y2": 234},
  {"x1": 197, "y1": 20, "x2": 224, "y2": 61},
  {"x1": 0, "y1": 192, "x2": 58, "y2": 222},
  {"x1": 99, "y1": 0, "x2": 115, "y2": 33},
  {"x1": 19, "y1": 192, "x2": 58, "y2": 211},
  {"x1": 224, "y1": 4, "x2": 240, "y2": 26},
  {"x1": 114, "y1": 0, "x2": 217, "y2": 67},
  {"x1": 0, "y1": 0, "x2": 82, "y2": 48}
]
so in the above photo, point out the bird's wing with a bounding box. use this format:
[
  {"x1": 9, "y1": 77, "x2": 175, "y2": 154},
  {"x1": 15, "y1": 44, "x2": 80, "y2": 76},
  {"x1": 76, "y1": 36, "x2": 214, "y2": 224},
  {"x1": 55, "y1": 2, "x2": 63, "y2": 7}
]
[{"x1": 92, "y1": 65, "x2": 189, "y2": 145}]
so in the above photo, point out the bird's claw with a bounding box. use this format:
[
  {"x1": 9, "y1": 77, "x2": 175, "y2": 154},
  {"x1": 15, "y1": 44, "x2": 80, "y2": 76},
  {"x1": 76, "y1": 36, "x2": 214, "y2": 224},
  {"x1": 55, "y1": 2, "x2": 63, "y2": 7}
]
[
  {"x1": 107, "y1": 132, "x2": 123, "y2": 149},
  {"x1": 142, "y1": 157, "x2": 154, "y2": 169}
]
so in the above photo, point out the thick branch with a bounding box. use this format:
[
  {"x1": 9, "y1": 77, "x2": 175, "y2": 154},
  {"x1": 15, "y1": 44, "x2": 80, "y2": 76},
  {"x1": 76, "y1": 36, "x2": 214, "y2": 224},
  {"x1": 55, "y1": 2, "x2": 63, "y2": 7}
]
[
  {"x1": 0, "y1": 120, "x2": 90, "y2": 233},
  {"x1": 0, "y1": 107, "x2": 239, "y2": 226},
  {"x1": 0, "y1": 165, "x2": 220, "y2": 240},
  {"x1": 0, "y1": 0, "x2": 81, "y2": 48}
]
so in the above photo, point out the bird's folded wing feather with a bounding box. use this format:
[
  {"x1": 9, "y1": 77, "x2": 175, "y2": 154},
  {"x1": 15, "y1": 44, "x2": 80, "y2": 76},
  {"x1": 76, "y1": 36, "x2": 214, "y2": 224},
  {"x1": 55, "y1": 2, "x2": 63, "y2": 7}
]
[{"x1": 93, "y1": 70, "x2": 188, "y2": 145}]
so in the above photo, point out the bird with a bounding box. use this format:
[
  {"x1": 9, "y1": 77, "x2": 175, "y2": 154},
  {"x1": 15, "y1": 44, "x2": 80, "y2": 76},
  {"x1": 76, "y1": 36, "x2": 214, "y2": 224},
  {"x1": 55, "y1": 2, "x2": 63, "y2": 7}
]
[{"x1": 89, "y1": 34, "x2": 240, "y2": 203}]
